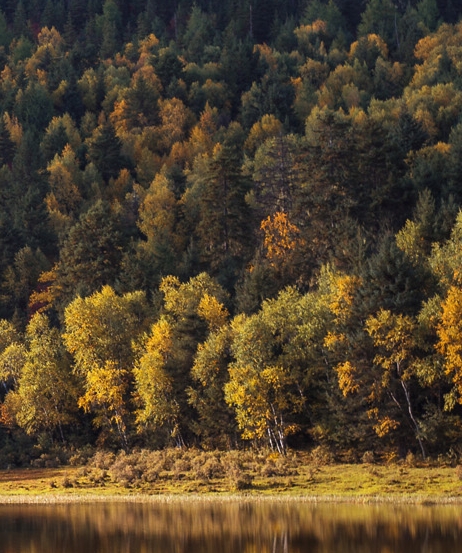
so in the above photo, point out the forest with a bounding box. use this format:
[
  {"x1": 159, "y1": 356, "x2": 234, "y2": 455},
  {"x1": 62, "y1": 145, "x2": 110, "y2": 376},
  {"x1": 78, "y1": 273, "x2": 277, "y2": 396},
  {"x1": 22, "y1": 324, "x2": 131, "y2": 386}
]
[{"x1": 0, "y1": 0, "x2": 461, "y2": 466}]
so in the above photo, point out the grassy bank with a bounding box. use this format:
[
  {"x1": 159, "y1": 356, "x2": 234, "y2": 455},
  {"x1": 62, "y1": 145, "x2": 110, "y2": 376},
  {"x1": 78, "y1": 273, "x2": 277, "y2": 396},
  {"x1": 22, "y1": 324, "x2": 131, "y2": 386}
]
[{"x1": 0, "y1": 449, "x2": 462, "y2": 503}]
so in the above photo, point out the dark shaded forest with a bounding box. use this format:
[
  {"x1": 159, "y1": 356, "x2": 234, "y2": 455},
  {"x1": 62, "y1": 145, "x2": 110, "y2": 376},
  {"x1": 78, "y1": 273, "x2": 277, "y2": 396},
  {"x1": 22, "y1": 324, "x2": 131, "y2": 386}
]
[{"x1": 0, "y1": 0, "x2": 461, "y2": 465}]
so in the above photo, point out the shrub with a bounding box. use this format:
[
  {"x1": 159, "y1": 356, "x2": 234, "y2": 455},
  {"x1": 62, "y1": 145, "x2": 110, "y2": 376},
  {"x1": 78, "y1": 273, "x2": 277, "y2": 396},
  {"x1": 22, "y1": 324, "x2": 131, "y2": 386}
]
[
  {"x1": 261, "y1": 453, "x2": 294, "y2": 477},
  {"x1": 135, "y1": 449, "x2": 164, "y2": 482},
  {"x1": 61, "y1": 475, "x2": 74, "y2": 488},
  {"x1": 88, "y1": 468, "x2": 107, "y2": 485},
  {"x1": 455, "y1": 464, "x2": 462, "y2": 481},
  {"x1": 172, "y1": 457, "x2": 190, "y2": 479},
  {"x1": 405, "y1": 451, "x2": 416, "y2": 467},
  {"x1": 228, "y1": 464, "x2": 253, "y2": 491},
  {"x1": 188, "y1": 451, "x2": 223, "y2": 480},
  {"x1": 30, "y1": 453, "x2": 60, "y2": 468},
  {"x1": 221, "y1": 451, "x2": 253, "y2": 491},
  {"x1": 361, "y1": 450, "x2": 375, "y2": 464},
  {"x1": 109, "y1": 453, "x2": 140, "y2": 487},
  {"x1": 161, "y1": 448, "x2": 186, "y2": 471},
  {"x1": 310, "y1": 445, "x2": 334, "y2": 467},
  {"x1": 197, "y1": 455, "x2": 224, "y2": 480},
  {"x1": 90, "y1": 450, "x2": 115, "y2": 470},
  {"x1": 143, "y1": 464, "x2": 161, "y2": 483},
  {"x1": 68, "y1": 445, "x2": 95, "y2": 466}
]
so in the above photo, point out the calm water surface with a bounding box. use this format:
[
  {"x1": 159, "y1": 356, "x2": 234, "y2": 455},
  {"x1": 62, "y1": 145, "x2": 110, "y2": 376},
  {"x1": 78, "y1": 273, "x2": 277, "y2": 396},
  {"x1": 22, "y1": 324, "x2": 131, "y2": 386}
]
[{"x1": 0, "y1": 500, "x2": 461, "y2": 552}]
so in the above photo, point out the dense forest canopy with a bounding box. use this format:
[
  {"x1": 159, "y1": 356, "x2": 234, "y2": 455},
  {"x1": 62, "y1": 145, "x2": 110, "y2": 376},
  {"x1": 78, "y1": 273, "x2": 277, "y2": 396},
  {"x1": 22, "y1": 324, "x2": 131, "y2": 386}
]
[{"x1": 0, "y1": 0, "x2": 462, "y2": 463}]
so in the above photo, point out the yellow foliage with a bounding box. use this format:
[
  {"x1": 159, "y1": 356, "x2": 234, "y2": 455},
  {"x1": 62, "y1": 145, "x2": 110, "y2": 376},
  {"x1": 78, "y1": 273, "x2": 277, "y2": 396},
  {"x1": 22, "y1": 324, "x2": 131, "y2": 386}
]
[
  {"x1": 137, "y1": 171, "x2": 177, "y2": 241},
  {"x1": 138, "y1": 33, "x2": 159, "y2": 55},
  {"x1": 342, "y1": 83, "x2": 360, "y2": 110},
  {"x1": 244, "y1": 114, "x2": 283, "y2": 155},
  {"x1": 169, "y1": 140, "x2": 191, "y2": 166},
  {"x1": 3, "y1": 113, "x2": 22, "y2": 146},
  {"x1": 414, "y1": 106, "x2": 438, "y2": 138},
  {"x1": 366, "y1": 309, "x2": 416, "y2": 378},
  {"x1": 0, "y1": 398, "x2": 16, "y2": 428},
  {"x1": 295, "y1": 20, "x2": 327, "y2": 39},
  {"x1": 79, "y1": 362, "x2": 127, "y2": 431},
  {"x1": 189, "y1": 125, "x2": 214, "y2": 157},
  {"x1": 145, "y1": 317, "x2": 172, "y2": 358},
  {"x1": 46, "y1": 147, "x2": 82, "y2": 214},
  {"x1": 414, "y1": 34, "x2": 440, "y2": 61},
  {"x1": 335, "y1": 361, "x2": 359, "y2": 396},
  {"x1": 253, "y1": 44, "x2": 278, "y2": 71},
  {"x1": 158, "y1": 97, "x2": 193, "y2": 151},
  {"x1": 261, "y1": 212, "x2": 303, "y2": 266},
  {"x1": 437, "y1": 286, "x2": 462, "y2": 401},
  {"x1": 434, "y1": 141, "x2": 451, "y2": 154},
  {"x1": 110, "y1": 98, "x2": 131, "y2": 134},
  {"x1": 323, "y1": 331, "x2": 346, "y2": 349},
  {"x1": 373, "y1": 416, "x2": 400, "y2": 438},
  {"x1": 197, "y1": 294, "x2": 229, "y2": 331},
  {"x1": 328, "y1": 274, "x2": 361, "y2": 322},
  {"x1": 133, "y1": 63, "x2": 161, "y2": 91},
  {"x1": 349, "y1": 33, "x2": 388, "y2": 59},
  {"x1": 28, "y1": 266, "x2": 61, "y2": 315}
]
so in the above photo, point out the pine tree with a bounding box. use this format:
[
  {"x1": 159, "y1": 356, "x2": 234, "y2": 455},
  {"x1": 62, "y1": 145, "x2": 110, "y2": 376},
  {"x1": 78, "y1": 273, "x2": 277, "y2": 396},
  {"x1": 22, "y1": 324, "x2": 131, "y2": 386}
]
[
  {"x1": 56, "y1": 200, "x2": 126, "y2": 304},
  {"x1": 196, "y1": 123, "x2": 253, "y2": 287},
  {"x1": 0, "y1": 120, "x2": 15, "y2": 167},
  {"x1": 87, "y1": 118, "x2": 124, "y2": 182}
]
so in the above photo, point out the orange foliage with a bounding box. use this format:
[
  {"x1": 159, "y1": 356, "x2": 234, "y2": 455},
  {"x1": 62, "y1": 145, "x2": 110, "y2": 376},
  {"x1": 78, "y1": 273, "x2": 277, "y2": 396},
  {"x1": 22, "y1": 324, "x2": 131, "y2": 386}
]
[{"x1": 260, "y1": 212, "x2": 303, "y2": 266}]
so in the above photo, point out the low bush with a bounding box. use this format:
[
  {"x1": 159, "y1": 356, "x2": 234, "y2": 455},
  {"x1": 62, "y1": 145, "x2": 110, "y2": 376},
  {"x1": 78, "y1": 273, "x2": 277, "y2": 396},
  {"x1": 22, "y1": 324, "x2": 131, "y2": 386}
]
[
  {"x1": 30, "y1": 453, "x2": 60, "y2": 468},
  {"x1": 90, "y1": 450, "x2": 115, "y2": 470},
  {"x1": 227, "y1": 464, "x2": 253, "y2": 491},
  {"x1": 68, "y1": 445, "x2": 95, "y2": 466},
  {"x1": 455, "y1": 464, "x2": 462, "y2": 481},
  {"x1": 361, "y1": 451, "x2": 375, "y2": 464},
  {"x1": 261, "y1": 453, "x2": 295, "y2": 477},
  {"x1": 310, "y1": 445, "x2": 334, "y2": 467}
]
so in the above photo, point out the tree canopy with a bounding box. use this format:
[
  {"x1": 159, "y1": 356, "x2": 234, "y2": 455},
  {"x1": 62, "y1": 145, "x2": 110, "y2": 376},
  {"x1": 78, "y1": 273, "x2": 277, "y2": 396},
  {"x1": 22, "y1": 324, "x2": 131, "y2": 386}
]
[{"x1": 0, "y1": 0, "x2": 462, "y2": 460}]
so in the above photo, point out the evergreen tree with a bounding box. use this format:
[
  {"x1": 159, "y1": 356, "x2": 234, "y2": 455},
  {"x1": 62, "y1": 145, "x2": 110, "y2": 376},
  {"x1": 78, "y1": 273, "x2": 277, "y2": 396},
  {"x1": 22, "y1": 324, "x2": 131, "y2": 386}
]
[
  {"x1": 12, "y1": 0, "x2": 28, "y2": 38},
  {"x1": 13, "y1": 81, "x2": 54, "y2": 134},
  {"x1": 98, "y1": 0, "x2": 122, "y2": 58},
  {"x1": 0, "y1": 120, "x2": 15, "y2": 167},
  {"x1": 86, "y1": 118, "x2": 124, "y2": 182},
  {"x1": 0, "y1": 11, "x2": 13, "y2": 49},
  {"x1": 196, "y1": 122, "x2": 253, "y2": 288},
  {"x1": 56, "y1": 200, "x2": 126, "y2": 305}
]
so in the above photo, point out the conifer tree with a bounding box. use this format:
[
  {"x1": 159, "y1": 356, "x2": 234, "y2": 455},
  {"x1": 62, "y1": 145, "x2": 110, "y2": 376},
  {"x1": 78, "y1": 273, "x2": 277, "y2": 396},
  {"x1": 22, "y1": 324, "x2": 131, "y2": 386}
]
[
  {"x1": 56, "y1": 200, "x2": 125, "y2": 304},
  {"x1": 196, "y1": 122, "x2": 253, "y2": 287},
  {"x1": 86, "y1": 118, "x2": 124, "y2": 182}
]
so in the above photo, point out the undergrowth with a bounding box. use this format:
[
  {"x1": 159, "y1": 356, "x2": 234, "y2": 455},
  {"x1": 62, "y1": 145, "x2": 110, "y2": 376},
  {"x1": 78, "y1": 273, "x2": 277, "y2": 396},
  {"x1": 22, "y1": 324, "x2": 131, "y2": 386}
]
[{"x1": 1, "y1": 446, "x2": 462, "y2": 498}]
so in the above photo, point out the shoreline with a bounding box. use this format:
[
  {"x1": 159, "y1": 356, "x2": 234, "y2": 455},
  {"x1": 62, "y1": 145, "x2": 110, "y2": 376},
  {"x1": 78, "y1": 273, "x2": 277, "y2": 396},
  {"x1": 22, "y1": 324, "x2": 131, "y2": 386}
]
[
  {"x1": 1, "y1": 460, "x2": 461, "y2": 504},
  {"x1": 1, "y1": 491, "x2": 462, "y2": 505}
]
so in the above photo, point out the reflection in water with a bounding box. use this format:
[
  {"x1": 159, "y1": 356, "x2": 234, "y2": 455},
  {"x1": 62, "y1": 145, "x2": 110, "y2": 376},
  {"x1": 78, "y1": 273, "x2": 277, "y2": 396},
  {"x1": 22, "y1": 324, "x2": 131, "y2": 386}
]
[{"x1": 0, "y1": 500, "x2": 461, "y2": 553}]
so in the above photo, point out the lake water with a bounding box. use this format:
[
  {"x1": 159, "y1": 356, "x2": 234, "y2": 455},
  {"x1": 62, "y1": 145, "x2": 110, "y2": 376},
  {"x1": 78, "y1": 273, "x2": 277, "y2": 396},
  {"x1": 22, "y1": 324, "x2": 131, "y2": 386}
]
[{"x1": 0, "y1": 499, "x2": 461, "y2": 552}]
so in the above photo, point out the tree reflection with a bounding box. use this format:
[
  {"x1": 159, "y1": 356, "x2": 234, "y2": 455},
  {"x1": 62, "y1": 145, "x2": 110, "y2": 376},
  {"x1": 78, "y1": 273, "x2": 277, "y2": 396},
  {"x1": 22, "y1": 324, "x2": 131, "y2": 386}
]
[{"x1": 0, "y1": 501, "x2": 461, "y2": 553}]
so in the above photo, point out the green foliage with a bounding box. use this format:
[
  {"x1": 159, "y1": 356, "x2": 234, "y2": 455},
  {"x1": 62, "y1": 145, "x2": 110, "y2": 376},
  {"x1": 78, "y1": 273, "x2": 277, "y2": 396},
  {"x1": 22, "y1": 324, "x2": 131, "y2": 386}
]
[
  {"x1": 225, "y1": 284, "x2": 333, "y2": 453},
  {"x1": 56, "y1": 200, "x2": 127, "y2": 305},
  {"x1": 10, "y1": 313, "x2": 76, "y2": 439},
  {"x1": 86, "y1": 119, "x2": 125, "y2": 182}
]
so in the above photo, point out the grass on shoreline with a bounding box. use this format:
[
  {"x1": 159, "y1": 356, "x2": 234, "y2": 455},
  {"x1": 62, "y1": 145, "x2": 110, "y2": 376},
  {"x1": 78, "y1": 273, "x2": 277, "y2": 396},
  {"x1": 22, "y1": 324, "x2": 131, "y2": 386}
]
[{"x1": 1, "y1": 449, "x2": 462, "y2": 504}]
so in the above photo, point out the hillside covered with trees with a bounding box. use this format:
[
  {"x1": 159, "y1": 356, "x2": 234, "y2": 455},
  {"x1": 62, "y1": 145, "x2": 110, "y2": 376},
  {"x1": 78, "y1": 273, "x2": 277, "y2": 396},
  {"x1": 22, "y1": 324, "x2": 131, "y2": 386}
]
[{"x1": 0, "y1": 0, "x2": 462, "y2": 465}]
